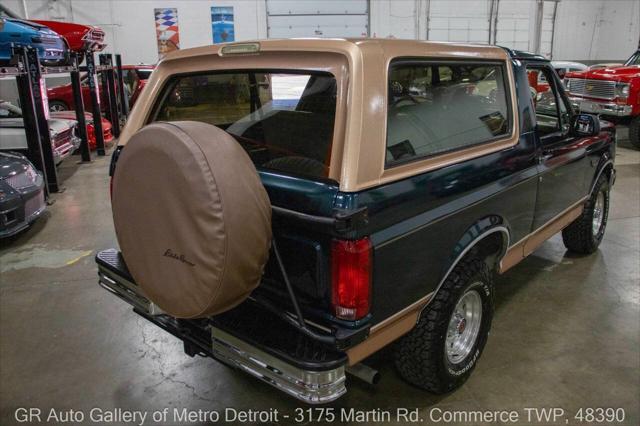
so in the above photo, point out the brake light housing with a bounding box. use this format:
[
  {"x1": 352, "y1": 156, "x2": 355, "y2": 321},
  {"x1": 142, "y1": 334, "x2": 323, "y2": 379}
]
[{"x1": 331, "y1": 237, "x2": 372, "y2": 321}]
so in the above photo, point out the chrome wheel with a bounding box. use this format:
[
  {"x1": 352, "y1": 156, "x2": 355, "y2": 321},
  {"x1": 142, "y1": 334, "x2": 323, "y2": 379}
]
[
  {"x1": 49, "y1": 103, "x2": 66, "y2": 112},
  {"x1": 592, "y1": 190, "x2": 605, "y2": 236},
  {"x1": 445, "y1": 288, "x2": 483, "y2": 365}
]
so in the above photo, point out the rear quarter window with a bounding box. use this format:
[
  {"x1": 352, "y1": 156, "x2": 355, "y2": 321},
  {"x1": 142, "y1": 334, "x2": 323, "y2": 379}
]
[
  {"x1": 386, "y1": 60, "x2": 512, "y2": 166},
  {"x1": 150, "y1": 70, "x2": 337, "y2": 179}
]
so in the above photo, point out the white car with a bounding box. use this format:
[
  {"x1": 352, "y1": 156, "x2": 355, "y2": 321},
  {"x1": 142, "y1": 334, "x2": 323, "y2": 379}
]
[
  {"x1": 0, "y1": 100, "x2": 81, "y2": 164},
  {"x1": 551, "y1": 61, "x2": 588, "y2": 79}
]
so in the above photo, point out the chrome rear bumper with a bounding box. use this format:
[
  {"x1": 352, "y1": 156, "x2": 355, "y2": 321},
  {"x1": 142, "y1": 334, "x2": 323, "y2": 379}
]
[{"x1": 97, "y1": 264, "x2": 347, "y2": 404}]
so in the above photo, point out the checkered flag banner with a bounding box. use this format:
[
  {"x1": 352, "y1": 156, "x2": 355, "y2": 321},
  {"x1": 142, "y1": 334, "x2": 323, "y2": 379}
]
[{"x1": 155, "y1": 8, "x2": 180, "y2": 60}]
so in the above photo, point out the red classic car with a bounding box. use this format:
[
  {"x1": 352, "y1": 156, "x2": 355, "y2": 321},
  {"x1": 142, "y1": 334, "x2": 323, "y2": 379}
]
[
  {"x1": 121, "y1": 65, "x2": 154, "y2": 108},
  {"x1": 565, "y1": 50, "x2": 640, "y2": 148},
  {"x1": 32, "y1": 20, "x2": 105, "y2": 53},
  {"x1": 49, "y1": 111, "x2": 113, "y2": 150},
  {"x1": 47, "y1": 65, "x2": 154, "y2": 112},
  {"x1": 527, "y1": 69, "x2": 550, "y2": 94}
]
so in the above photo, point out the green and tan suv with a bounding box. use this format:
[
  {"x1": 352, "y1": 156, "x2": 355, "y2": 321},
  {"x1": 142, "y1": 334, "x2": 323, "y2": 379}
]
[{"x1": 96, "y1": 39, "x2": 616, "y2": 403}]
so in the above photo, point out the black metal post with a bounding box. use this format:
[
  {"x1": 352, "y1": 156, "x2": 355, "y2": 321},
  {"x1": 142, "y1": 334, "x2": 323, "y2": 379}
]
[
  {"x1": 103, "y1": 54, "x2": 121, "y2": 138},
  {"x1": 15, "y1": 46, "x2": 60, "y2": 193},
  {"x1": 70, "y1": 53, "x2": 91, "y2": 162},
  {"x1": 98, "y1": 55, "x2": 113, "y2": 132},
  {"x1": 85, "y1": 51, "x2": 106, "y2": 155},
  {"x1": 115, "y1": 54, "x2": 129, "y2": 117},
  {"x1": 13, "y1": 47, "x2": 51, "y2": 197}
]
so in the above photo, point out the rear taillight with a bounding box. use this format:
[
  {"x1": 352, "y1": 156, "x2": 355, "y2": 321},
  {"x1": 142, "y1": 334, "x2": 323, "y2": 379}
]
[{"x1": 331, "y1": 237, "x2": 372, "y2": 321}]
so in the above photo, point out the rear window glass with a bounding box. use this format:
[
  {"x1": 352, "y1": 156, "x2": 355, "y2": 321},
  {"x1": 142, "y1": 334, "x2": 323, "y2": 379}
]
[
  {"x1": 386, "y1": 61, "x2": 511, "y2": 165},
  {"x1": 151, "y1": 71, "x2": 337, "y2": 179}
]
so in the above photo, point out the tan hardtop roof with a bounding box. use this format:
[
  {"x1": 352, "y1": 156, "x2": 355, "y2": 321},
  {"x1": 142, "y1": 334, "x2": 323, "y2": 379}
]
[
  {"x1": 161, "y1": 38, "x2": 509, "y2": 62},
  {"x1": 122, "y1": 37, "x2": 516, "y2": 192}
]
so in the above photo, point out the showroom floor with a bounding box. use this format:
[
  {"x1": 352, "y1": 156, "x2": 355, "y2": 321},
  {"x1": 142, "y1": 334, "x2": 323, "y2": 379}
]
[{"x1": 1, "y1": 132, "x2": 638, "y2": 425}]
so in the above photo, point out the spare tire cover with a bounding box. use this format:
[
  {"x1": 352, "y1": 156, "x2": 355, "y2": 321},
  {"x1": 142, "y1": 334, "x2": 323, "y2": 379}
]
[{"x1": 112, "y1": 121, "x2": 272, "y2": 318}]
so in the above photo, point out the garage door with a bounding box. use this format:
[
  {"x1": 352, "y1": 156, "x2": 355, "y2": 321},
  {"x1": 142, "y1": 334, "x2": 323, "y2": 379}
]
[
  {"x1": 495, "y1": 0, "x2": 532, "y2": 52},
  {"x1": 266, "y1": 0, "x2": 369, "y2": 38},
  {"x1": 495, "y1": 0, "x2": 556, "y2": 57},
  {"x1": 428, "y1": 0, "x2": 491, "y2": 44}
]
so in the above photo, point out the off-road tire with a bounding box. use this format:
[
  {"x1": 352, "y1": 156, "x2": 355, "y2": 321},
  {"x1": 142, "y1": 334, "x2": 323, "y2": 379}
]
[
  {"x1": 394, "y1": 256, "x2": 494, "y2": 394},
  {"x1": 629, "y1": 117, "x2": 640, "y2": 149},
  {"x1": 562, "y1": 173, "x2": 610, "y2": 254}
]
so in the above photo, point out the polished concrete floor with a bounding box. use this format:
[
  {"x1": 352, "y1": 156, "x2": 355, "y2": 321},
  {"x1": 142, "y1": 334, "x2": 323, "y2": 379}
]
[{"x1": 1, "y1": 133, "x2": 638, "y2": 426}]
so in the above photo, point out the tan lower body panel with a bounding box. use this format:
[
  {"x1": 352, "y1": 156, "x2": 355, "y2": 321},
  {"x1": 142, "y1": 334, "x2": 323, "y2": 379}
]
[
  {"x1": 499, "y1": 197, "x2": 588, "y2": 274},
  {"x1": 346, "y1": 293, "x2": 432, "y2": 365}
]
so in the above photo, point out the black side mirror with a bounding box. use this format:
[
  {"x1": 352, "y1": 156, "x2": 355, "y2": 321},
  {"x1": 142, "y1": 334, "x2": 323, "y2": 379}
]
[{"x1": 571, "y1": 113, "x2": 600, "y2": 137}]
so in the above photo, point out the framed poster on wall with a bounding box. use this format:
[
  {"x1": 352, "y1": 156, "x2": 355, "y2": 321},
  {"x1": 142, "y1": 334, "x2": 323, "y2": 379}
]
[
  {"x1": 155, "y1": 8, "x2": 180, "y2": 59},
  {"x1": 211, "y1": 7, "x2": 235, "y2": 43}
]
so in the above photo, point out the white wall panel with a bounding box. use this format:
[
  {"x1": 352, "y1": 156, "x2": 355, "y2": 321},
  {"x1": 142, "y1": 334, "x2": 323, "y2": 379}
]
[
  {"x1": 267, "y1": 15, "x2": 369, "y2": 38},
  {"x1": 539, "y1": 1, "x2": 557, "y2": 58},
  {"x1": 266, "y1": 0, "x2": 368, "y2": 15},
  {"x1": 369, "y1": 0, "x2": 417, "y2": 39},
  {"x1": 495, "y1": 0, "x2": 536, "y2": 52},
  {"x1": 552, "y1": 0, "x2": 639, "y2": 61},
  {"x1": 266, "y1": 0, "x2": 368, "y2": 38},
  {"x1": 428, "y1": 0, "x2": 491, "y2": 43}
]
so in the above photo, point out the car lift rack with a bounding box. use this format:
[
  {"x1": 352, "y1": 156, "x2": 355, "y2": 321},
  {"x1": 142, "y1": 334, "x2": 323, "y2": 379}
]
[{"x1": 0, "y1": 46, "x2": 127, "y2": 196}]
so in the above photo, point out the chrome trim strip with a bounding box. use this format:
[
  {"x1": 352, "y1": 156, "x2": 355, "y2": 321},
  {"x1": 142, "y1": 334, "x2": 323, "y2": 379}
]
[
  {"x1": 499, "y1": 195, "x2": 589, "y2": 274},
  {"x1": 98, "y1": 267, "x2": 163, "y2": 315},
  {"x1": 97, "y1": 265, "x2": 346, "y2": 404},
  {"x1": 369, "y1": 226, "x2": 509, "y2": 330},
  {"x1": 416, "y1": 226, "x2": 510, "y2": 322},
  {"x1": 373, "y1": 168, "x2": 538, "y2": 248},
  {"x1": 590, "y1": 159, "x2": 614, "y2": 195}
]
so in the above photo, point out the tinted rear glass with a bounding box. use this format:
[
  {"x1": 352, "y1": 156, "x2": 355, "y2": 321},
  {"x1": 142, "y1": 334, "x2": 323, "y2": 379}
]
[{"x1": 152, "y1": 71, "x2": 337, "y2": 179}]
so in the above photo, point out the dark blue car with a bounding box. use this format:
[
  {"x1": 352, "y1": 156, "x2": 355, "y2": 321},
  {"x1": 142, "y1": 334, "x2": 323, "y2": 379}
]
[{"x1": 0, "y1": 17, "x2": 68, "y2": 66}]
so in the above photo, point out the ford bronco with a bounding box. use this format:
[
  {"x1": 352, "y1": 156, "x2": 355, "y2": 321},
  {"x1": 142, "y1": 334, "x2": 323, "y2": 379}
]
[{"x1": 96, "y1": 39, "x2": 616, "y2": 404}]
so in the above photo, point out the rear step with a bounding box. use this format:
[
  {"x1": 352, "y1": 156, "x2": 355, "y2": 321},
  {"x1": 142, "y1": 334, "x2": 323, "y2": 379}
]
[{"x1": 96, "y1": 249, "x2": 347, "y2": 404}]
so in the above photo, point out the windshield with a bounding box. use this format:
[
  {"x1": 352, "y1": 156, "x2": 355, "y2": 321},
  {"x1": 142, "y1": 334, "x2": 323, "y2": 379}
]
[
  {"x1": 625, "y1": 51, "x2": 640, "y2": 66},
  {"x1": 152, "y1": 71, "x2": 337, "y2": 179},
  {"x1": 0, "y1": 101, "x2": 22, "y2": 118}
]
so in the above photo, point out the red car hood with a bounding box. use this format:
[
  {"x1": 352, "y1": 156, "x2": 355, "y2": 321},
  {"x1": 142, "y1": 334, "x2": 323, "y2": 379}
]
[
  {"x1": 49, "y1": 111, "x2": 111, "y2": 130},
  {"x1": 566, "y1": 65, "x2": 640, "y2": 82},
  {"x1": 32, "y1": 20, "x2": 106, "y2": 52}
]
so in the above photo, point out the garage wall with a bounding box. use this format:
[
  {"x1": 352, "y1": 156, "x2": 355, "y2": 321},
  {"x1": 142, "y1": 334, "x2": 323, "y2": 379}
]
[
  {"x1": 427, "y1": 0, "x2": 492, "y2": 44},
  {"x1": 2, "y1": 0, "x2": 639, "y2": 64},
  {"x1": 266, "y1": 0, "x2": 369, "y2": 38},
  {"x1": 1, "y1": 0, "x2": 268, "y2": 64},
  {"x1": 553, "y1": 0, "x2": 640, "y2": 62}
]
